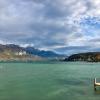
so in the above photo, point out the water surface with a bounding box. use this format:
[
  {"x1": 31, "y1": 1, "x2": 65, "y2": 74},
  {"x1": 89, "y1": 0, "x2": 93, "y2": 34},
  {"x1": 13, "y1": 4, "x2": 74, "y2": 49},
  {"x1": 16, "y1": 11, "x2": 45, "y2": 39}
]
[{"x1": 0, "y1": 62, "x2": 100, "y2": 100}]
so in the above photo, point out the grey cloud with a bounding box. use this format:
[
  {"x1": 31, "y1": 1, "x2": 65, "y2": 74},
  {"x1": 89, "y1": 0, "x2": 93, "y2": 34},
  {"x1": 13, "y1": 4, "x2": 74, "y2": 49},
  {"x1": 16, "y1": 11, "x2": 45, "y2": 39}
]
[
  {"x1": 54, "y1": 46, "x2": 91, "y2": 54},
  {"x1": 0, "y1": 0, "x2": 100, "y2": 54}
]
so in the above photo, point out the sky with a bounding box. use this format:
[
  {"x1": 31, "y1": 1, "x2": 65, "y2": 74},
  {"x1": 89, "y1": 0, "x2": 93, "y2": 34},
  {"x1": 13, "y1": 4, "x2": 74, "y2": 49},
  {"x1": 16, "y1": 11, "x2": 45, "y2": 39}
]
[{"x1": 0, "y1": 0, "x2": 100, "y2": 54}]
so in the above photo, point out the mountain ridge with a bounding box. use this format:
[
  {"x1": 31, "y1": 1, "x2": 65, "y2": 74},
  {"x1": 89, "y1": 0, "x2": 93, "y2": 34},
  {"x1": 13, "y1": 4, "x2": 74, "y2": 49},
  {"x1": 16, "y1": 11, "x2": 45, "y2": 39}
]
[
  {"x1": 0, "y1": 44, "x2": 65, "y2": 61},
  {"x1": 64, "y1": 52, "x2": 100, "y2": 62}
]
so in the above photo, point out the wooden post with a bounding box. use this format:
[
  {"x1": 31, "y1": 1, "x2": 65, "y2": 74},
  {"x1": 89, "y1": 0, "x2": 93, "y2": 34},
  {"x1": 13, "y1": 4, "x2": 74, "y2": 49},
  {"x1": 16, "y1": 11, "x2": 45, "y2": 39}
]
[{"x1": 94, "y1": 78, "x2": 96, "y2": 91}]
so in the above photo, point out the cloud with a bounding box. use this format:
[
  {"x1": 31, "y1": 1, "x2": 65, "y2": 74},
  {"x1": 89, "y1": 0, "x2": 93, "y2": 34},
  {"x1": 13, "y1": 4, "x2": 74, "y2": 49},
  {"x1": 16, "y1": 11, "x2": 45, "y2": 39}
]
[
  {"x1": 54, "y1": 46, "x2": 92, "y2": 55},
  {"x1": 0, "y1": 0, "x2": 100, "y2": 54}
]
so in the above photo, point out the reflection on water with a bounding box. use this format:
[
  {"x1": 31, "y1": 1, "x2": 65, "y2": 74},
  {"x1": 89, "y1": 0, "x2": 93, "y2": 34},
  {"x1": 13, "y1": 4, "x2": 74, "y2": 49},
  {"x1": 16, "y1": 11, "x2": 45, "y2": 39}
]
[{"x1": 95, "y1": 90, "x2": 100, "y2": 95}]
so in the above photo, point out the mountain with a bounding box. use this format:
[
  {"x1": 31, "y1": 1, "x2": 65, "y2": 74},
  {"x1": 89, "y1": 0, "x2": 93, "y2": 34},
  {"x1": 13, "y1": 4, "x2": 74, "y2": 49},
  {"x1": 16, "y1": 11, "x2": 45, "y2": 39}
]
[
  {"x1": 0, "y1": 44, "x2": 24, "y2": 52},
  {"x1": 25, "y1": 47, "x2": 64, "y2": 58},
  {"x1": 0, "y1": 44, "x2": 43, "y2": 62},
  {"x1": 64, "y1": 52, "x2": 100, "y2": 62},
  {"x1": 0, "y1": 44, "x2": 65, "y2": 61}
]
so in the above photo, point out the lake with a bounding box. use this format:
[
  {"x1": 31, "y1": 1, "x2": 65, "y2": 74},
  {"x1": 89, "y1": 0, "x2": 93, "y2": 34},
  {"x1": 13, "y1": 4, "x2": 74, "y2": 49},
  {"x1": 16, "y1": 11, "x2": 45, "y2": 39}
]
[{"x1": 0, "y1": 62, "x2": 100, "y2": 100}]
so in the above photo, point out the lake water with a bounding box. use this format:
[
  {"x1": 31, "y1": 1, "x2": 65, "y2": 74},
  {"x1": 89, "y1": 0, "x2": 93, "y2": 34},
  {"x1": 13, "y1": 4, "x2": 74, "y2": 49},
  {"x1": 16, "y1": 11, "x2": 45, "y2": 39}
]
[{"x1": 0, "y1": 62, "x2": 100, "y2": 100}]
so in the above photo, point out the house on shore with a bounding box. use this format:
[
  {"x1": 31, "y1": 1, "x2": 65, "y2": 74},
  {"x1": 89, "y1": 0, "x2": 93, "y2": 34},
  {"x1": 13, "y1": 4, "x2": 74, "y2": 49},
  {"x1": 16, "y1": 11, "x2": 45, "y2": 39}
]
[{"x1": 15, "y1": 51, "x2": 27, "y2": 56}]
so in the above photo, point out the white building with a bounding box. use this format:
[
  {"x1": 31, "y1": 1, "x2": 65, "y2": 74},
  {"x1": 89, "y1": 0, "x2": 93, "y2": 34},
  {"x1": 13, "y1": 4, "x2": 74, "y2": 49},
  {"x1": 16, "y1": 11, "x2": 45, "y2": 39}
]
[{"x1": 15, "y1": 51, "x2": 26, "y2": 56}]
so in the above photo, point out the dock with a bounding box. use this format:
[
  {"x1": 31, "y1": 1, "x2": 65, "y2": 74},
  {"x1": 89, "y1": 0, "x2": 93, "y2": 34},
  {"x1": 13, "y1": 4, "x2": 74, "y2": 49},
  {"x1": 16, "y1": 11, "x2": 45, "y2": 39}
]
[{"x1": 94, "y1": 78, "x2": 100, "y2": 91}]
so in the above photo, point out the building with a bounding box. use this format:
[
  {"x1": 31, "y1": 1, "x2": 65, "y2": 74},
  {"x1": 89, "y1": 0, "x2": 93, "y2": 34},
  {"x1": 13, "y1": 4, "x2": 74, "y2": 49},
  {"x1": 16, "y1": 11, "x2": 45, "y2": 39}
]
[{"x1": 15, "y1": 51, "x2": 26, "y2": 56}]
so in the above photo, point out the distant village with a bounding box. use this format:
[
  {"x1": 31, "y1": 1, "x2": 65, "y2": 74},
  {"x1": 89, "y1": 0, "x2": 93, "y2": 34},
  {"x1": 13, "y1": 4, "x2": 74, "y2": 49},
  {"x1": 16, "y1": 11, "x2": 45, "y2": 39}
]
[{"x1": 15, "y1": 51, "x2": 27, "y2": 56}]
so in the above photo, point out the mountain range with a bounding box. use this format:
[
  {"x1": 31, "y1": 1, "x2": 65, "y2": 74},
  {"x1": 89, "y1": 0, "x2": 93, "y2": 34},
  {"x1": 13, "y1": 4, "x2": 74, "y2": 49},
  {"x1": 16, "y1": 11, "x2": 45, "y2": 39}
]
[{"x1": 0, "y1": 44, "x2": 65, "y2": 61}]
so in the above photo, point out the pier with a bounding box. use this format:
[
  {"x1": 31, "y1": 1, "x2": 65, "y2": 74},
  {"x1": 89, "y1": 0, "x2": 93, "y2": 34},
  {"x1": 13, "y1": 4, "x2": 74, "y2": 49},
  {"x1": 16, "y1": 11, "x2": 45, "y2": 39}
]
[{"x1": 94, "y1": 78, "x2": 100, "y2": 91}]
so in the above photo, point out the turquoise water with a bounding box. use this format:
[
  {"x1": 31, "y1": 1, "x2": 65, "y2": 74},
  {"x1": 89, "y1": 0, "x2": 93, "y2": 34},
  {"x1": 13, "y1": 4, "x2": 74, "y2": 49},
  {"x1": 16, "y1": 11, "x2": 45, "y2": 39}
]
[{"x1": 0, "y1": 62, "x2": 100, "y2": 100}]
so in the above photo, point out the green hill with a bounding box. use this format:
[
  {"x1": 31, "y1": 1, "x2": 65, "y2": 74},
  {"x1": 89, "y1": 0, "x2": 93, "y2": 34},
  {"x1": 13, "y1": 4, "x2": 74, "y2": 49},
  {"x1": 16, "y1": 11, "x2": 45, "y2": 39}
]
[{"x1": 64, "y1": 52, "x2": 100, "y2": 62}]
